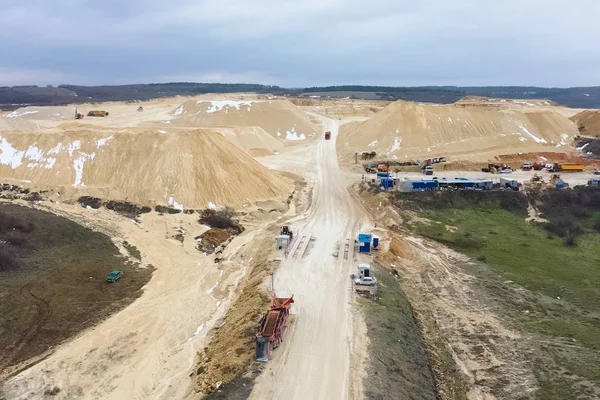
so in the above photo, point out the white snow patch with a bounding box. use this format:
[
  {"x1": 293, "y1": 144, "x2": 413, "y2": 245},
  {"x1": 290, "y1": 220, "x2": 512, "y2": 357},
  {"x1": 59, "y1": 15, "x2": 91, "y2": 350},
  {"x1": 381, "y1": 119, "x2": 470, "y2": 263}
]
[
  {"x1": 6, "y1": 110, "x2": 39, "y2": 118},
  {"x1": 167, "y1": 195, "x2": 184, "y2": 210},
  {"x1": 96, "y1": 136, "x2": 114, "y2": 149},
  {"x1": 72, "y1": 153, "x2": 95, "y2": 187},
  {"x1": 448, "y1": 117, "x2": 453, "y2": 123},
  {"x1": 67, "y1": 140, "x2": 81, "y2": 156},
  {"x1": 559, "y1": 134, "x2": 570, "y2": 146},
  {"x1": 196, "y1": 100, "x2": 261, "y2": 113},
  {"x1": 200, "y1": 224, "x2": 211, "y2": 230},
  {"x1": 583, "y1": 94, "x2": 590, "y2": 97},
  {"x1": 519, "y1": 126, "x2": 546, "y2": 144},
  {"x1": 0, "y1": 136, "x2": 25, "y2": 168},
  {"x1": 389, "y1": 137, "x2": 402, "y2": 153},
  {"x1": 540, "y1": 156, "x2": 547, "y2": 161},
  {"x1": 519, "y1": 137, "x2": 527, "y2": 142},
  {"x1": 285, "y1": 127, "x2": 306, "y2": 141},
  {"x1": 277, "y1": 131, "x2": 282, "y2": 137},
  {"x1": 162, "y1": 120, "x2": 171, "y2": 124},
  {"x1": 158, "y1": 130, "x2": 168, "y2": 134},
  {"x1": 172, "y1": 106, "x2": 185, "y2": 116},
  {"x1": 427, "y1": 147, "x2": 431, "y2": 152},
  {"x1": 208, "y1": 201, "x2": 216, "y2": 209},
  {"x1": 577, "y1": 143, "x2": 590, "y2": 151},
  {"x1": 368, "y1": 140, "x2": 378, "y2": 147}
]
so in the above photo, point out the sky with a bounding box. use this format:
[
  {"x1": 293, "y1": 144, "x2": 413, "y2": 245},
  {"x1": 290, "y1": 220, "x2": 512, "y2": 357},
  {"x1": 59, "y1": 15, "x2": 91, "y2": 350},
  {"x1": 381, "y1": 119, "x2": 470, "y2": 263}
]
[{"x1": 1, "y1": 0, "x2": 600, "y2": 87}]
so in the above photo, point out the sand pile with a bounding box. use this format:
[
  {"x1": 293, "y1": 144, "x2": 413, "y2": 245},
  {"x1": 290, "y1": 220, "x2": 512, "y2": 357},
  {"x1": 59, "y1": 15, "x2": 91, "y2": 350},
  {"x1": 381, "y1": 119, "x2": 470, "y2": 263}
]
[
  {"x1": 338, "y1": 100, "x2": 579, "y2": 162},
  {"x1": 207, "y1": 126, "x2": 284, "y2": 156},
  {"x1": 2, "y1": 106, "x2": 77, "y2": 121},
  {"x1": 167, "y1": 99, "x2": 320, "y2": 142},
  {"x1": 0, "y1": 128, "x2": 293, "y2": 207},
  {"x1": 570, "y1": 110, "x2": 600, "y2": 137}
]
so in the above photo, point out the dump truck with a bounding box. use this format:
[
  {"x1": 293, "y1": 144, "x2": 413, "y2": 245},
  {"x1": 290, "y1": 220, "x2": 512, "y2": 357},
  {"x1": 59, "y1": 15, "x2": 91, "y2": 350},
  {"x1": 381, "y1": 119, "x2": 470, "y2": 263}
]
[
  {"x1": 256, "y1": 296, "x2": 294, "y2": 362},
  {"x1": 325, "y1": 131, "x2": 331, "y2": 140},
  {"x1": 87, "y1": 110, "x2": 109, "y2": 117},
  {"x1": 532, "y1": 162, "x2": 545, "y2": 171},
  {"x1": 422, "y1": 165, "x2": 434, "y2": 175},
  {"x1": 365, "y1": 163, "x2": 377, "y2": 173},
  {"x1": 549, "y1": 163, "x2": 584, "y2": 172},
  {"x1": 377, "y1": 164, "x2": 388, "y2": 172}
]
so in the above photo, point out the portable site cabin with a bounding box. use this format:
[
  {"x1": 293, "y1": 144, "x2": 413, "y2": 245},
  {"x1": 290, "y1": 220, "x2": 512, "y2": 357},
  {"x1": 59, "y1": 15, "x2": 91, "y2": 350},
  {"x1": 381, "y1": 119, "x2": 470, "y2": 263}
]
[
  {"x1": 438, "y1": 177, "x2": 493, "y2": 190},
  {"x1": 358, "y1": 233, "x2": 372, "y2": 253},
  {"x1": 276, "y1": 234, "x2": 290, "y2": 250},
  {"x1": 380, "y1": 177, "x2": 394, "y2": 190}
]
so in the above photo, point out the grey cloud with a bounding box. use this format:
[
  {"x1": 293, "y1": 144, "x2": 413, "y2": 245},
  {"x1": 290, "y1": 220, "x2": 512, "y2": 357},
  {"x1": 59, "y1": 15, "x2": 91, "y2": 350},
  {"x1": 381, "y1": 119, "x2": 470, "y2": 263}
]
[{"x1": 1, "y1": 0, "x2": 599, "y2": 86}]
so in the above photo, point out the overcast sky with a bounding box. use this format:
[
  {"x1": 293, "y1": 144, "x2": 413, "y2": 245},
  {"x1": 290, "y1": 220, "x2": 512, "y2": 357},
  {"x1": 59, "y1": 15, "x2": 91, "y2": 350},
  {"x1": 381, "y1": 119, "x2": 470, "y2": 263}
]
[{"x1": 1, "y1": 0, "x2": 599, "y2": 87}]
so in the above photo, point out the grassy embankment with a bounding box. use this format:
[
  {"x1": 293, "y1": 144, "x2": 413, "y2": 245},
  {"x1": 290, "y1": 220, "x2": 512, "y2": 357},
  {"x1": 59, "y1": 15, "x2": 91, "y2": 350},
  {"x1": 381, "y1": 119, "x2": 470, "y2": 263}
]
[
  {"x1": 395, "y1": 189, "x2": 600, "y2": 399},
  {"x1": 0, "y1": 204, "x2": 151, "y2": 377}
]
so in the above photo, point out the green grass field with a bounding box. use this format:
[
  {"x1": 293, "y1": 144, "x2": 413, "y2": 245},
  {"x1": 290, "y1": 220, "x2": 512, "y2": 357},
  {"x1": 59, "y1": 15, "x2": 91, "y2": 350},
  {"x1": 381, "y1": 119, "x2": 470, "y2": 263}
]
[{"x1": 401, "y1": 193, "x2": 600, "y2": 399}]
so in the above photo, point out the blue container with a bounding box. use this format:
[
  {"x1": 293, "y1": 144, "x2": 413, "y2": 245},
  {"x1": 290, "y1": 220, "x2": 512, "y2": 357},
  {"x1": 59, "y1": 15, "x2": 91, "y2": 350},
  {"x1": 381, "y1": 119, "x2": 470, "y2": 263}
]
[
  {"x1": 556, "y1": 182, "x2": 565, "y2": 189},
  {"x1": 359, "y1": 243, "x2": 371, "y2": 253},
  {"x1": 377, "y1": 172, "x2": 390, "y2": 178},
  {"x1": 358, "y1": 233, "x2": 372, "y2": 243},
  {"x1": 381, "y1": 177, "x2": 393, "y2": 189},
  {"x1": 372, "y1": 237, "x2": 379, "y2": 248}
]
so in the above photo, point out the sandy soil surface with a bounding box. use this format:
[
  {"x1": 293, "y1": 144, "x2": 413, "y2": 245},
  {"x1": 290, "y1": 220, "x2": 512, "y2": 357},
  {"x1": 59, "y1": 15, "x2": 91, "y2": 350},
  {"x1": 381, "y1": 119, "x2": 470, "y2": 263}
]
[
  {"x1": 249, "y1": 116, "x2": 371, "y2": 400},
  {"x1": 1, "y1": 202, "x2": 283, "y2": 400}
]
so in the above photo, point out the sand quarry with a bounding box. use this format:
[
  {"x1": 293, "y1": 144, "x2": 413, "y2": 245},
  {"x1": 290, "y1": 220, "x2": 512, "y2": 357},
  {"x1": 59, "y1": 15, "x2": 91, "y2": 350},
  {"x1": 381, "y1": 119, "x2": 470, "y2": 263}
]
[{"x1": 0, "y1": 94, "x2": 598, "y2": 400}]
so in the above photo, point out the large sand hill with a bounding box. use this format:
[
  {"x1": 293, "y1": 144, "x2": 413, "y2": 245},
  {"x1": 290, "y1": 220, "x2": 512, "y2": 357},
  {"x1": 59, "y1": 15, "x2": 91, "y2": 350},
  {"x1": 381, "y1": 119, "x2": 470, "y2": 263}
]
[
  {"x1": 0, "y1": 128, "x2": 292, "y2": 208},
  {"x1": 570, "y1": 110, "x2": 600, "y2": 137},
  {"x1": 167, "y1": 99, "x2": 320, "y2": 142},
  {"x1": 338, "y1": 100, "x2": 579, "y2": 163}
]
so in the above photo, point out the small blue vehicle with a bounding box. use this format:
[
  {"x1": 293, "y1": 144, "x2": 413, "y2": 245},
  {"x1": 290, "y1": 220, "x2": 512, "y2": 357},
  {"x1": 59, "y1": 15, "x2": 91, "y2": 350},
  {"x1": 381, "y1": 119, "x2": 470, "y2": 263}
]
[{"x1": 106, "y1": 270, "x2": 123, "y2": 283}]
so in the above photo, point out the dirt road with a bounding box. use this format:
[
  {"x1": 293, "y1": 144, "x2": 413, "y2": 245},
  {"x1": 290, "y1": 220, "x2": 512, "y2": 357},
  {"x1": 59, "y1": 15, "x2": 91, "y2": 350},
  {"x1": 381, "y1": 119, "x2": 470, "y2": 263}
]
[{"x1": 250, "y1": 117, "x2": 370, "y2": 399}]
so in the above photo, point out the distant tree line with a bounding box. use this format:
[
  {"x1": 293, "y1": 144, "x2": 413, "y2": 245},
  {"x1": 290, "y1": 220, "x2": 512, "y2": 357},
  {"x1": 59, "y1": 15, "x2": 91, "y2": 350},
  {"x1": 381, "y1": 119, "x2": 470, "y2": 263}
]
[{"x1": 1, "y1": 83, "x2": 600, "y2": 110}]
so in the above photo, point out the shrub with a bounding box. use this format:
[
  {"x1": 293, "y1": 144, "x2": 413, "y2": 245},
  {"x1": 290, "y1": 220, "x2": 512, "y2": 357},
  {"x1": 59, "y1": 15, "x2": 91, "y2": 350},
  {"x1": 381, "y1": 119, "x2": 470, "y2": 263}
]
[
  {"x1": 198, "y1": 207, "x2": 243, "y2": 233},
  {"x1": 594, "y1": 217, "x2": 600, "y2": 233}
]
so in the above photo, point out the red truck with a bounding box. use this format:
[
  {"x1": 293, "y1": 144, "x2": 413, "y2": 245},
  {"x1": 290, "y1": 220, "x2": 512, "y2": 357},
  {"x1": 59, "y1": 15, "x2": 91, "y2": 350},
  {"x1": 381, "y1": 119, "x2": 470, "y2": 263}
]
[
  {"x1": 255, "y1": 296, "x2": 294, "y2": 362},
  {"x1": 325, "y1": 131, "x2": 331, "y2": 140}
]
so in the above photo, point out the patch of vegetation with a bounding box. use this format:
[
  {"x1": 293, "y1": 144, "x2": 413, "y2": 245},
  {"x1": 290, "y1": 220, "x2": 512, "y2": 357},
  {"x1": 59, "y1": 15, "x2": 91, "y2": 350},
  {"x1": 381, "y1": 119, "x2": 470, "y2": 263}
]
[
  {"x1": 0, "y1": 204, "x2": 153, "y2": 374},
  {"x1": 198, "y1": 208, "x2": 244, "y2": 234},
  {"x1": 123, "y1": 241, "x2": 142, "y2": 261},
  {"x1": 155, "y1": 205, "x2": 182, "y2": 214},
  {"x1": 359, "y1": 262, "x2": 440, "y2": 400},
  {"x1": 396, "y1": 190, "x2": 600, "y2": 398},
  {"x1": 195, "y1": 236, "x2": 273, "y2": 396}
]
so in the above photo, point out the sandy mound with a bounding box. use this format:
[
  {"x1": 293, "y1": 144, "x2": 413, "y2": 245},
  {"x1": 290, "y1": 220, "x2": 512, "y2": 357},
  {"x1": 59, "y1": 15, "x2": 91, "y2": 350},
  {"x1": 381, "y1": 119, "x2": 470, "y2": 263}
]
[
  {"x1": 167, "y1": 99, "x2": 320, "y2": 143},
  {"x1": 207, "y1": 126, "x2": 284, "y2": 156},
  {"x1": 570, "y1": 110, "x2": 600, "y2": 137},
  {"x1": 2, "y1": 106, "x2": 77, "y2": 121},
  {"x1": 0, "y1": 128, "x2": 293, "y2": 208},
  {"x1": 338, "y1": 100, "x2": 579, "y2": 162}
]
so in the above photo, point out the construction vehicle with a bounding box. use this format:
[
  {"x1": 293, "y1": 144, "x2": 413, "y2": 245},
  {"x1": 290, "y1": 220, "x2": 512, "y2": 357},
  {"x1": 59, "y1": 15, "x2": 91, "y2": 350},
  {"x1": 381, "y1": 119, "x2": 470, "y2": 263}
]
[
  {"x1": 377, "y1": 164, "x2": 388, "y2": 172},
  {"x1": 106, "y1": 270, "x2": 123, "y2": 282},
  {"x1": 532, "y1": 162, "x2": 545, "y2": 171},
  {"x1": 255, "y1": 296, "x2": 294, "y2": 362},
  {"x1": 365, "y1": 163, "x2": 377, "y2": 173},
  {"x1": 422, "y1": 165, "x2": 434, "y2": 175},
  {"x1": 530, "y1": 174, "x2": 545, "y2": 184},
  {"x1": 75, "y1": 108, "x2": 84, "y2": 119},
  {"x1": 281, "y1": 226, "x2": 293, "y2": 242},
  {"x1": 500, "y1": 177, "x2": 520, "y2": 191},
  {"x1": 522, "y1": 162, "x2": 532, "y2": 171},
  {"x1": 87, "y1": 110, "x2": 109, "y2": 117},
  {"x1": 137, "y1": 106, "x2": 144, "y2": 112},
  {"x1": 325, "y1": 131, "x2": 331, "y2": 140},
  {"x1": 548, "y1": 163, "x2": 584, "y2": 172}
]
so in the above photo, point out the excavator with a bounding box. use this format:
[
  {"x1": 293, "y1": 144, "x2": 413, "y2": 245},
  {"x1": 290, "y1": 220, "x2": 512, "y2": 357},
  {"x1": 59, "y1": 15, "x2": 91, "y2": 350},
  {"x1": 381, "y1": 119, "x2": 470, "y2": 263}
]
[{"x1": 281, "y1": 226, "x2": 293, "y2": 241}]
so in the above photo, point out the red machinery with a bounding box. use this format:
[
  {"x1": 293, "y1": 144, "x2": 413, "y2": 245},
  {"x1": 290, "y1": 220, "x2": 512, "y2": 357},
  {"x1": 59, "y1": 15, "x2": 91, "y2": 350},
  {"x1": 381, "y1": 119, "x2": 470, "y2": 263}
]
[
  {"x1": 255, "y1": 296, "x2": 294, "y2": 362},
  {"x1": 325, "y1": 131, "x2": 331, "y2": 140}
]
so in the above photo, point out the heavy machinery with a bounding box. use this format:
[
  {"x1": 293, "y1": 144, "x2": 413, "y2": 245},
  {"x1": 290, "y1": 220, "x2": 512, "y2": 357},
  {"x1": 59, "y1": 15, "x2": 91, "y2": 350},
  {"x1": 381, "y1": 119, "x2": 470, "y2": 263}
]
[
  {"x1": 532, "y1": 162, "x2": 545, "y2": 171},
  {"x1": 255, "y1": 296, "x2": 294, "y2": 362},
  {"x1": 377, "y1": 164, "x2": 388, "y2": 172},
  {"x1": 422, "y1": 165, "x2": 434, "y2": 175},
  {"x1": 549, "y1": 163, "x2": 584, "y2": 172},
  {"x1": 281, "y1": 226, "x2": 293, "y2": 241},
  {"x1": 137, "y1": 106, "x2": 144, "y2": 112},
  {"x1": 325, "y1": 131, "x2": 331, "y2": 140},
  {"x1": 87, "y1": 110, "x2": 109, "y2": 117},
  {"x1": 352, "y1": 264, "x2": 378, "y2": 296},
  {"x1": 522, "y1": 162, "x2": 532, "y2": 171}
]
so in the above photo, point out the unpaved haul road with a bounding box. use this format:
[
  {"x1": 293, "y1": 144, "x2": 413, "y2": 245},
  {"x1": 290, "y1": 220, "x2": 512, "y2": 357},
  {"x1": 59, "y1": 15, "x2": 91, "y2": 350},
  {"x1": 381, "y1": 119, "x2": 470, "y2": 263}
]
[{"x1": 250, "y1": 117, "x2": 370, "y2": 400}]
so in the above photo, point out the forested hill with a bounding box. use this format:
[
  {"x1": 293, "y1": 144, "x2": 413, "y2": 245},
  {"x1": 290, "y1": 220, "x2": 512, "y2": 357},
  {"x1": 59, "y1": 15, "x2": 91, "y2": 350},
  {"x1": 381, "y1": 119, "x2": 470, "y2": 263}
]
[{"x1": 1, "y1": 83, "x2": 599, "y2": 110}]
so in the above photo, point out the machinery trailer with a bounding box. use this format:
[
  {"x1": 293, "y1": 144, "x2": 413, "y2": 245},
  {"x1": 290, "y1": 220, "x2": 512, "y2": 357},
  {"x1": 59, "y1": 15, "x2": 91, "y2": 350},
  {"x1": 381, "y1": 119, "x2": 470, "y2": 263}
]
[{"x1": 255, "y1": 296, "x2": 294, "y2": 362}]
